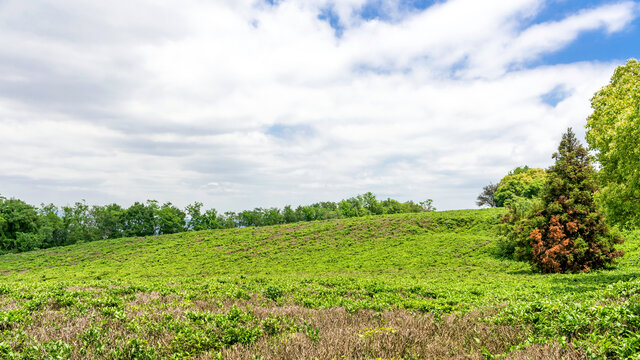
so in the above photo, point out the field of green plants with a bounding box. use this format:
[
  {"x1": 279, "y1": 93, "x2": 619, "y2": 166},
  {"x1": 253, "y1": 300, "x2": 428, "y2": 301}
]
[{"x1": 1, "y1": 208, "x2": 639, "y2": 359}]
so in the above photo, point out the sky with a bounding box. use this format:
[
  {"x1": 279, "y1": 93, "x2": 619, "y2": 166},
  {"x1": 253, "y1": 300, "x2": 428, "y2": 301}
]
[{"x1": 1, "y1": 0, "x2": 639, "y2": 212}]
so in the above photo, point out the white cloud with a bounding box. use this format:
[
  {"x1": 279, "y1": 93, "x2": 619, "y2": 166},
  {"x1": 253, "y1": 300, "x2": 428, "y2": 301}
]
[{"x1": 0, "y1": 0, "x2": 637, "y2": 211}]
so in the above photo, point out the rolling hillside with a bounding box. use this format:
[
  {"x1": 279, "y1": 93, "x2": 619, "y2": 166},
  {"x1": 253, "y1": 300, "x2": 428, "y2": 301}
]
[{"x1": 1, "y1": 208, "x2": 639, "y2": 359}]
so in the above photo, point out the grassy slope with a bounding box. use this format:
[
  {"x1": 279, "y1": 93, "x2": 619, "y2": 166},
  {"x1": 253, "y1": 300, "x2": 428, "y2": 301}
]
[
  {"x1": 1, "y1": 208, "x2": 640, "y2": 358},
  {"x1": 1, "y1": 208, "x2": 637, "y2": 307}
]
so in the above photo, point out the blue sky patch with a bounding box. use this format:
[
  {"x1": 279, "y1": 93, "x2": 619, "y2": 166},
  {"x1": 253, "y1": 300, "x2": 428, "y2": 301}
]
[
  {"x1": 535, "y1": 19, "x2": 640, "y2": 65},
  {"x1": 358, "y1": 0, "x2": 439, "y2": 21},
  {"x1": 528, "y1": 0, "x2": 625, "y2": 24},
  {"x1": 525, "y1": 0, "x2": 640, "y2": 66},
  {"x1": 318, "y1": 5, "x2": 344, "y2": 37},
  {"x1": 267, "y1": 124, "x2": 315, "y2": 140},
  {"x1": 540, "y1": 85, "x2": 572, "y2": 107}
]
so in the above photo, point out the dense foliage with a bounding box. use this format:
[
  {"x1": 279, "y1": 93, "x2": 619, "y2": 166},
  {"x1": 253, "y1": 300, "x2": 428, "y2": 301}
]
[
  {"x1": 493, "y1": 166, "x2": 547, "y2": 207},
  {"x1": 586, "y1": 59, "x2": 640, "y2": 229},
  {"x1": 511, "y1": 129, "x2": 623, "y2": 273},
  {"x1": 497, "y1": 196, "x2": 543, "y2": 260},
  {"x1": 0, "y1": 193, "x2": 434, "y2": 254}
]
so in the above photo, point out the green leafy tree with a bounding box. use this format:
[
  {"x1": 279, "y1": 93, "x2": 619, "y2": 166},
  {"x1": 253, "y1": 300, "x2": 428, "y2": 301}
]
[
  {"x1": 203, "y1": 208, "x2": 220, "y2": 229},
  {"x1": 157, "y1": 202, "x2": 186, "y2": 234},
  {"x1": 586, "y1": 59, "x2": 640, "y2": 229},
  {"x1": 91, "y1": 203, "x2": 124, "y2": 239},
  {"x1": 528, "y1": 129, "x2": 623, "y2": 273},
  {"x1": 419, "y1": 199, "x2": 436, "y2": 212},
  {"x1": 38, "y1": 204, "x2": 66, "y2": 247},
  {"x1": 282, "y1": 205, "x2": 297, "y2": 223},
  {"x1": 0, "y1": 198, "x2": 42, "y2": 252},
  {"x1": 220, "y1": 211, "x2": 238, "y2": 228},
  {"x1": 401, "y1": 200, "x2": 424, "y2": 213},
  {"x1": 312, "y1": 202, "x2": 340, "y2": 220},
  {"x1": 185, "y1": 202, "x2": 208, "y2": 231},
  {"x1": 339, "y1": 196, "x2": 371, "y2": 217},
  {"x1": 61, "y1": 201, "x2": 97, "y2": 244},
  {"x1": 296, "y1": 205, "x2": 317, "y2": 221},
  {"x1": 263, "y1": 207, "x2": 284, "y2": 225},
  {"x1": 122, "y1": 201, "x2": 158, "y2": 237},
  {"x1": 361, "y1": 192, "x2": 383, "y2": 215},
  {"x1": 494, "y1": 166, "x2": 547, "y2": 207},
  {"x1": 380, "y1": 198, "x2": 403, "y2": 214}
]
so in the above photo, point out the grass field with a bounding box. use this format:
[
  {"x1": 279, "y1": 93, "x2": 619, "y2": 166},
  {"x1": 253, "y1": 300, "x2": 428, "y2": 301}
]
[{"x1": 1, "y1": 208, "x2": 639, "y2": 359}]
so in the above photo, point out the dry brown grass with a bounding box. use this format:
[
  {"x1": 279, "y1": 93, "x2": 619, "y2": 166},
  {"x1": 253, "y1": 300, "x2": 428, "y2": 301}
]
[
  {"x1": 5, "y1": 300, "x2": 586, "y2": 360},
  {"x1": 213, "y1": 306, "x2": 584, "y2": 360}
]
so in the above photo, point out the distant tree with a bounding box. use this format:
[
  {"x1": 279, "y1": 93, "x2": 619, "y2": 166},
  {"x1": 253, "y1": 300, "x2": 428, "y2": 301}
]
[
  {"x1": 419, "y1": 199, "x2": 436, "y2": 212},
  {"x1": 38, "y1": 203, "x2": 65, "y2": 248},
  {"x1": 61, "y1": 201, "x2": 97, "y2": 244},
  {"x1": 0, "y1": 192, "x2": 442, "y2": 254},
  {"x1": 361, "y1": 192, "x2": 383, "y2": 215},
  {"x1": 312, "y1": 202, "x2": 340, "y2": 220},
  {"x1": 282, "y1": 205, "x2": 297, "y2": 223},
  {"x1": 339, "y1": 196, "x2": 369, "y2": 217},
  {"x1": 185, "y1": 202, "x2": 208, "y2": 231},
  {"x1": 476, "y1": 183, "x2": 498, "y2": 208},
  {"x1": 220, "y1": 211, "x2": 238, "y2": 228},
  {"x1": 0, "y1": 197, "x2": 41, "y2": 252},
  {"x1": 202, "y1": 208, "x2": 220, "y2": 229},
  {"x1": 91, "y1": 203, "x2": 124, "y2": 239},
  {"x1": 313, "y1": 207, "x2": 339, "y2": 220},
  {"x1": 494, "y1": 167, "x2": 546, "y2": 207},
  {"x1": 528, "y1": 129, "x2": 623, "y2": 273},
  {"x1": 263, "y1": 207, "x2": 283, "y2": 225},
  {"x1": 401, "y1": 200, "x2": 423, "y2": 213},
  {"x1": 122, "y1": 201, "x2": 158, "y2": 237},
  {"x1": 586, "y1": 59, "x2": 640, "y2": 229},
  {"x1": 238, "y1": 208, "x2": 266, "y2": 227},
  {"x1": 296, "y1": 205, "x2": 316, "y2": 221},
  {"x1": 380, "y1": 198, "x2": 403, "y2": 214},
  {"x1": 157, "y1": 202, "x2": 186, "y2": 234}
]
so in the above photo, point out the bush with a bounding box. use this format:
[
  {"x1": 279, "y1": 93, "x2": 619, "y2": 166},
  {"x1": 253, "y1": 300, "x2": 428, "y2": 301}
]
[
  {"x1": 264, "y1": 285, "x2": 283, "y2": 301},
  {"x1": 497, "y1": 197, "x2": 543, "y2": 260}
]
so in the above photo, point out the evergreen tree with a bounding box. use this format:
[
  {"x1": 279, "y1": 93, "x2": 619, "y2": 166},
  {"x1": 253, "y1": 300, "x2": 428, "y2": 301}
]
[{"x1": 529, "y1": 128, "x2": 623, "y2": 273}]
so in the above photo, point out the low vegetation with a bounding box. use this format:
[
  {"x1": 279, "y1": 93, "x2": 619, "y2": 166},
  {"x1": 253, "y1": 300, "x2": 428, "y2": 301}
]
[{"x1": 0, "y1": 209, "x2": 637, "y2": 359}]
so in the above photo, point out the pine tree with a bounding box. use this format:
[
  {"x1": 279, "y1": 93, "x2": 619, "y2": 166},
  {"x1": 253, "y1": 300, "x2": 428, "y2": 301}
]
[{"x1": 529, "y1": 128, "x2": 623, "y2": 273}]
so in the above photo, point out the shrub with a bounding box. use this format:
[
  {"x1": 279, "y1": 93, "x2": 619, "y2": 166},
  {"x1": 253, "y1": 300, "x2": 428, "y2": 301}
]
[
  {"x1": 497, "y1": 197, "x2": 543, "y2": 260},
  {"x1": 264, "y1": 285, "x2": 283, "y2": 301}
]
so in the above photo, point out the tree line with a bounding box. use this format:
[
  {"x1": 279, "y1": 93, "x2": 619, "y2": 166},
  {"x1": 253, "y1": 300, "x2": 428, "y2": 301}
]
[{"x1": 0, "y1": 193, "x2": 435, "y2": 254}]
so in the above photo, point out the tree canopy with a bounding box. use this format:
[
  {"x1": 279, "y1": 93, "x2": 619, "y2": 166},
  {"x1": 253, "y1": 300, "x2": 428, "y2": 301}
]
[
  {"x1": 493, "y1": 166, "x2": 547, "y2": 207},
  {"x1": 586, "y1": 58, "x2": 640, "y2": 229}
]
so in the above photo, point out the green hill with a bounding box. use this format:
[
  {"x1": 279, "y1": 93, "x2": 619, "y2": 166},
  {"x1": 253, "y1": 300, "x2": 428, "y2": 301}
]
[{"x1": 1, "y1": 208, "x2": 639, "y2": 359}]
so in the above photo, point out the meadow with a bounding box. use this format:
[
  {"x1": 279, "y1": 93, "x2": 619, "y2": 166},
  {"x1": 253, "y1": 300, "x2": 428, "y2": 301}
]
[{"x1": 1, "y1": 208, "x2": 639, "y2": 359}]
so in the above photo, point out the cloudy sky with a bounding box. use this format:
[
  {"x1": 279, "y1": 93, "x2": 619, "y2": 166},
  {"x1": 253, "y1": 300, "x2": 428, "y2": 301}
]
[{"x1": 1, "y1": 0, "x2": 639, "y2": 211}]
